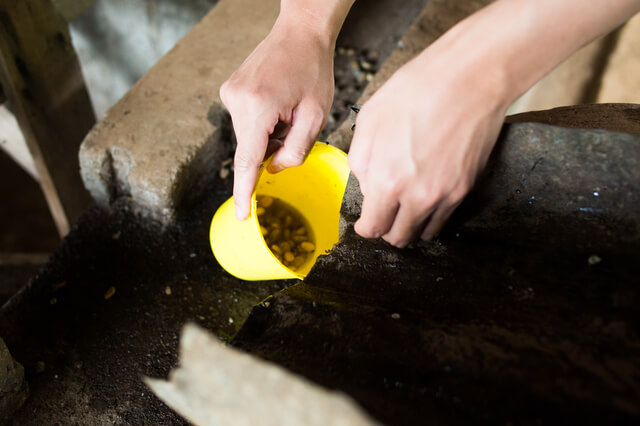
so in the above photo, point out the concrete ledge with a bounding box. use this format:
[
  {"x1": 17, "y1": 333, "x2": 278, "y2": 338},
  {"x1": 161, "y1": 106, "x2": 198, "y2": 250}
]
[
  {"x1": 79, "y1": 0, "x2": 279, "y2": 223},
  {"x1": 506, "y1": 103, "x2": 640, "y2": 136},
  {"x1": 80, "y1": 0, "x2": 493, "y2": 223}
]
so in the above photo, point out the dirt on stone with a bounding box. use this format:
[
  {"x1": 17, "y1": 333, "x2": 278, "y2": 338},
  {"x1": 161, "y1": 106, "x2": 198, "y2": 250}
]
[
  {"x1": 0, "y1": 177, "x2": 294, "y2": 424},
  {"x1": 321, "y1": 46, "x2": 381, "y2": 139}
]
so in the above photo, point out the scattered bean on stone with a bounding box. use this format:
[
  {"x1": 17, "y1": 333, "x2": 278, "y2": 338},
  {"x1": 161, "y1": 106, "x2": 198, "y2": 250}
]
[{"x1": 104, "y1": 286, "x2": 116, "y2": 300}]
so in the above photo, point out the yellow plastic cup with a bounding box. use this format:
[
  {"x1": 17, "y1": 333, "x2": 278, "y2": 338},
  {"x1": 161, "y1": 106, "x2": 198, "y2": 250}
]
[{"x1": 209, "y1": 142, "x2": 350, "y2": 281}]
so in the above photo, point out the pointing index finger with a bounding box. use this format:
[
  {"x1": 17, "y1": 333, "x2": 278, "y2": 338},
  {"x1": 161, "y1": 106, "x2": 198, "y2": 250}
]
[{"x1": 232, "y1": 120, "x2": 270, "y2": 221}]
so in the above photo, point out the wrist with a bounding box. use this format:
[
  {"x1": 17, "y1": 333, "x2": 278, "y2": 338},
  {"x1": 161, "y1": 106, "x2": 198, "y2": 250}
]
[
  {"x1": 277, "y1": 0, "x2": 354, "y2": 48},
  {"x1": 429, "y1": 0, "x2": 640, "y2": 108},
  {"x1": 410, "y1": 21, "x2": 515, "y2": 115}
]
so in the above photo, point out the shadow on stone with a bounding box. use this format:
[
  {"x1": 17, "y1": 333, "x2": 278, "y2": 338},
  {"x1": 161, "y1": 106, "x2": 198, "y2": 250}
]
[{"x1": 233, "y1": 104, "x2": 640, "y2": 425}]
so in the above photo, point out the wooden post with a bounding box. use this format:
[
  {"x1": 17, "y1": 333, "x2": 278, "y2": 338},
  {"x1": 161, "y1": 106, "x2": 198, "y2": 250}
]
[{"x1": 0, "y1": 0, "x2": 96, "y2": 236}]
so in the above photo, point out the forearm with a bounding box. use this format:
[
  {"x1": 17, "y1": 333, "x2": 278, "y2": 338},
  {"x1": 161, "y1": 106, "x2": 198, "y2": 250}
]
[
  {"x1": 277, "y1": 0, "x2": 355, "y2": 47},
  {"x1": 419, "y1": 0, "x2": 640, "y2": 106}
]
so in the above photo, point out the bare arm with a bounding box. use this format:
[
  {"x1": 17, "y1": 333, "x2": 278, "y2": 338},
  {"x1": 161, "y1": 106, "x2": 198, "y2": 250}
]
[
  {"x1": 349, "y1": 0, "x2": 640, "y2": 246},
  {"x1": 453, "y1": 0, "x2": 640, "y2": 101},
  {"x1": 220, "y1": 0, "x2": 354, "y2": 220}
]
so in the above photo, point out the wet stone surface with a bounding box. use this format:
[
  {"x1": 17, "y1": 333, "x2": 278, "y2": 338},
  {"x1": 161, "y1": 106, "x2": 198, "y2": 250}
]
[
  {"x1": 0, "y1": 176, "x2": 292, "y2": 425},
  {"x1": 233, "y1": 114, "x2": 640, "y2": 425},
  {"x1": 234, "y1": 232, "x2": 640, "y2": 425}
]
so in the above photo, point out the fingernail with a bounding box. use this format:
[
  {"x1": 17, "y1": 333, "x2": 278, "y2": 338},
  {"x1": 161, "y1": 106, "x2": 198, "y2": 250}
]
[
  {"x1": 267, "y1": 163, "x2": 284, "y2": 174},
  {"x1": 355, "y1": 220, "x2": 376, "y2": 238}
]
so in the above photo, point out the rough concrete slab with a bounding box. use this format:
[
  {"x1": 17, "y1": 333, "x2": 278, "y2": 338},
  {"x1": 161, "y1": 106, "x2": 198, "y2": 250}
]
[
  {"x1": 79, "y1": 0, "x2": 279, "y2": 223},
  {"x1": 80, "y1": 0, "x2": 491, "y2": 223},
  {"x1": 328, "y1": 0, "x2": 494, "y2": 151},
  {"x1": 506, "y1": 103, "x2": 640, "y2": 136},
  {"x1": 146, "y1": 324, "x2": 377, "y2": 426}
]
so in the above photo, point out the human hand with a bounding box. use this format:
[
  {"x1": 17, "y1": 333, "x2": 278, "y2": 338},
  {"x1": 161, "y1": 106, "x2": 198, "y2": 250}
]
[
  {"x1": 220, "y1": 18, "x2": 335, "y2": 221},
  {"x1": 348, "y1": 42, "x2": 510, "y2": 247},
  {"x1": 346, "y1": 0, "x2": 640, "y2": 248}
]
